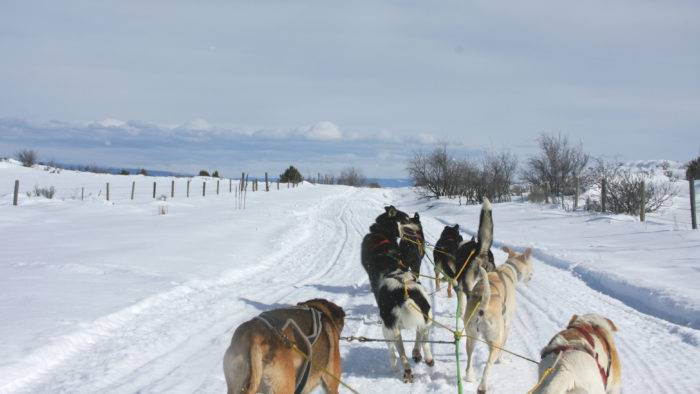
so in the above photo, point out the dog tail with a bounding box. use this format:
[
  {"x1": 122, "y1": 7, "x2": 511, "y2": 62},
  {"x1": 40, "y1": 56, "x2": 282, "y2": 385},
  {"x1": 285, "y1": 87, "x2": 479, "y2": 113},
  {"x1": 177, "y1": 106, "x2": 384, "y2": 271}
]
[
  {"x1": 477, "y1": 197, "x2": 493, "y2": 255},
  {"x1": 223, "y1": 333, "x2": 264, "y2": 394},
  {"x1": 478, "y1": 266, "x2": 491, "y2": 307}
]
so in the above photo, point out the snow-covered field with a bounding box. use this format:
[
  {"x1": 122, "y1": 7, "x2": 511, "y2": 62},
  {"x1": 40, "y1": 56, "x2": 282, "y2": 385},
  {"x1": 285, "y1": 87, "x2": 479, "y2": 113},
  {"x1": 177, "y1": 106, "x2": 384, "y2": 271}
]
[{"x1": 1, "y1": 160, "x2": 699, "y2": 393}]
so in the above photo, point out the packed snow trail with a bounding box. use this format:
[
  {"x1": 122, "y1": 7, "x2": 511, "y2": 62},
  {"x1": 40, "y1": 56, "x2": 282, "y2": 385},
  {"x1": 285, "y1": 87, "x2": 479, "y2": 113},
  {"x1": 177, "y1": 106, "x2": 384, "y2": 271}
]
[{"x1": 1, "y1": 180, "x2": 698, "y2": 392}]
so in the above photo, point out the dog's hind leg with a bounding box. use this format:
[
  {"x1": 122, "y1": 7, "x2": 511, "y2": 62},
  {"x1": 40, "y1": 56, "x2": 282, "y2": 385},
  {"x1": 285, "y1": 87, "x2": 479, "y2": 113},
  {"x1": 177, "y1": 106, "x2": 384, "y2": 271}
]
[
  {"x1": 477, "y1": 325, "x2": 504, "y2": 394},
  {"x1": 419, "y1": 325, "x2": 434, "y2": 367},
  {"x1": 382, "y1": 325, "x2": 399, "y2": 371},
  {"x1": 411, "y1": 330, "x2": 422, "y2": 363},
  {"x1": 464, "y1": 323, "x2": 478, "y2": 382},
  {"x1": 384, "y1": 326, "x2": 413, "y2": 383}
]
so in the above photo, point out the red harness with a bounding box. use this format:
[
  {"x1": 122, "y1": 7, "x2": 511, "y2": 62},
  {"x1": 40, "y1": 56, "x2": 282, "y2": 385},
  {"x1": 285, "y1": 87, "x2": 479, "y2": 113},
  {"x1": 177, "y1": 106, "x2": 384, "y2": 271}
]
[
  {"x1": 541, "y1": 323, "x2": 612, "y2": 388},
  {"x1": 372, "y1": 237, "x2": 391, "y2": 249}
]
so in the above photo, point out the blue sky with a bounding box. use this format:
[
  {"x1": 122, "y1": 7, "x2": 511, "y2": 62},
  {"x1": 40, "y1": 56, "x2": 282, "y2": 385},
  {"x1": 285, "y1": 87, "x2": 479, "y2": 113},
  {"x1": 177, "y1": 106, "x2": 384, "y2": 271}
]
[{"x1": 1, "y1": 1, "x2": 698, "y2": 177}]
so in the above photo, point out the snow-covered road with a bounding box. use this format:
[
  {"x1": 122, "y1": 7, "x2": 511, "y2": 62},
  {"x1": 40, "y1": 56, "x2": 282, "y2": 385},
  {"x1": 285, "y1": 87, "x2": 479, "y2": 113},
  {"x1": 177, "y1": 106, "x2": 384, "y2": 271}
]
[{"x1": 1, "y1": 165, "x2": 698, "y2": 393}]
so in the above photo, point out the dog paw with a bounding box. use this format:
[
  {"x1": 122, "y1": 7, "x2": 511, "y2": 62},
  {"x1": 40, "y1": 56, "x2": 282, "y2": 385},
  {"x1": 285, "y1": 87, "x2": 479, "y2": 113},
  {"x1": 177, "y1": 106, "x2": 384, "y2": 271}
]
[
  {"x1": 496, "y1": 355, "x2": 511, "y2": 364},
  {"x1": 477, "y1": 389, "x2": 486, "y2": 394},
  {"x1": 403, "y1": 369, "x2": 414, "y2": 383},
  {"x1": 425, "y1": 358, "x2": 435, "y2": 367},
  {"x1": 412, "y1": 350, "x2": 422, "y2": 363},
  {"x1": 465, "y1": 368, "x2": 476, "y2": 382}
]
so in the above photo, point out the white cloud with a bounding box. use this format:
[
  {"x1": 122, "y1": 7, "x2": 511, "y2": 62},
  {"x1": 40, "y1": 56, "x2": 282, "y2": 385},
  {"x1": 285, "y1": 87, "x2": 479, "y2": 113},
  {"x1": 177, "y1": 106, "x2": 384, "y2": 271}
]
[
  {"x1": 303, "y1": 121, "x2": 343, "y2": 141},
  {"x1": 182, "y1": 118, "x2": 212, "y2": 131}
]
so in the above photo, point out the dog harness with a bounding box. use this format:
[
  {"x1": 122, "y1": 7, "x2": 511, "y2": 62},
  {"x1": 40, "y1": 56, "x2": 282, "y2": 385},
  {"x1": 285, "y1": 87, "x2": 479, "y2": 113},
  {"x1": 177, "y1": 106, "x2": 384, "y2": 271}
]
[
  {"x1": 255, "y1": 306, "x2": 323, "y2": 394},
  {"x1": 540, "y1": 323, "x2": 613, "y2": 388}
]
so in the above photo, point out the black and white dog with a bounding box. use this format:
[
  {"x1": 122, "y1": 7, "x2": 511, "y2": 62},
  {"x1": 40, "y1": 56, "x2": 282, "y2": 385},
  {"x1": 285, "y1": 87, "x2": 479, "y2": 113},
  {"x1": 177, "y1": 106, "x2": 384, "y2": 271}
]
[
  {"x1": 361, "y1": 206, "x2": 433, "y2": 382},
  {"x1": 377, "y1": 269, "x2": 433, "y2": 383},
  {"x1": 361, "y1": 205, "x2": 410, "y2": 296},
  {"x1": 398, "y1": 213, "x2": 425, "y2": 275},
  {"x1": 433, "y1": 224, "x2": 463, "y2": 297}
]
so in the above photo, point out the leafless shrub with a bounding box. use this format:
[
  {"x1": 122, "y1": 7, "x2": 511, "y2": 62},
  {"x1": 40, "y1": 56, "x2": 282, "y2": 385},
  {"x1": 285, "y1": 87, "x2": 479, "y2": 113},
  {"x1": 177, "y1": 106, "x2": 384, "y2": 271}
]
[
  {"x1": 32, "y1": 186, "x2": 56, "y2": 199},
  {"x1": 367, "y1": 182, "x2": 381, "y2": 188},
  {"x1": 337, "y1": 167, "x2": 367, "y2": 187},
  {"x1": 407, "y1": 145, "x2": 517, "y2": 203},
  {"x1": 590, "y1": 161, "x2": 677, "y2": 214},
  {"x1": 523, "y1": 133, "x2": 589, "y2": 203},
  {"x1": 527, "y1": 187, "x2": 547, "y2": 203},
  {"x1": 17, "y1": 150, "x2": 38, "y2": 167}
]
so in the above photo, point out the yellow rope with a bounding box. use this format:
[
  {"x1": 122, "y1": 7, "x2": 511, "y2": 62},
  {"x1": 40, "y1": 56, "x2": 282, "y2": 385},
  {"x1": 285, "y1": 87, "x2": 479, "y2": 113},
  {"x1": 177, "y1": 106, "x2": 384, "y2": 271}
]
[
  {"x1": 526, "y1": 365, "x2": 554, "y2": 394},
  {"x1": 454, "y1": 249, "x2": 475, "y2": 280}
]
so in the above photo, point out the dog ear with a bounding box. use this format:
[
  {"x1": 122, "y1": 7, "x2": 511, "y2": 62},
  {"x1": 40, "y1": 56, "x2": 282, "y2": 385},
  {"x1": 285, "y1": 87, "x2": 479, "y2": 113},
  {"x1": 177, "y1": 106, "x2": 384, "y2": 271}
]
[
  {"x1": 413, "y1": 212, "x2": 420, "y2": 220},
  {"x1": 567, "y1": 314, "x2": 579, "y2": 326},
  {"x1": 522, "y1": 248, "x2": 532, "y2": 259},
  {"x1": 385, "y1": 206, "x2": 397, "y2": 217},
  {"x1": 502, "y1": 246, "x2": 515, "y2": 257},
  {"x1": 605, "y1": 317, "x2": 618, "y2": 332},
  {"x1": 453, "y1": 224, "x2": 459, "y2": 230}
]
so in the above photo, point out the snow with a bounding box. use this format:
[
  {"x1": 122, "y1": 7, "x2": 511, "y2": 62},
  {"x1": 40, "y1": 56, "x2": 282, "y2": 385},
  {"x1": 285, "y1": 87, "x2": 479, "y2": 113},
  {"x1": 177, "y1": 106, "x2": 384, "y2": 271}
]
[{"x1": 0, "y1": 159, "x2": 698, "y2": 393}]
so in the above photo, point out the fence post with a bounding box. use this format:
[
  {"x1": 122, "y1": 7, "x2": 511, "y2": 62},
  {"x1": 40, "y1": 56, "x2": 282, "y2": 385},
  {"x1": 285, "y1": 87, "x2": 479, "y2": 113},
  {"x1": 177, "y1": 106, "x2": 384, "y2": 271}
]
[
  {"x1": 690, "y1": 178, "x2": 697, "y2": 230},
  {"x1": 265, "y1": 172, "x2": 269, "y2": 191},
  {"x1": 187, "y1": 180, "x2": 191, "y2": 197},
  {"x1": 131, "y1": 181, "x2": 135, "y2": 200},
  {"x1": 601, "y1": 178, "x2": 607, "y2": 212},
  {"x1": 171, "y1": 180, "x2": 175, "y2": 198},
  {"x1": 573, "y1": 176, "x2": 579, "y2": 210},
  {"x1": 106, "y1": 182, "x2": 110, "y2": 201},
  {"x1": 229, "y1": 179, "x2": 232, "y2": 193},
  {"x1": 217, "y1": 180, "x2": 220, "y2": 195},
  {"x1": 277, "y1": 180, "x2": 279, "y2": 190},
  {"x1": 241, "y1": 172, "x2": 245, "y2": 191},
  {"x1": 203, "y1": 181, "x2": 206, "y2": 196},
  {"x1": 13, "y1": 180, "x2": 19, "y2": 206},
  {"x1": 153, "y1": 182, "x2": 156, "y2": 198},
  {"x1": 81, "y1": 187, "x2": 84, "y2": 201},
  {"x1": 640, "y1": 180, "x2": 646, "y2": 222}
]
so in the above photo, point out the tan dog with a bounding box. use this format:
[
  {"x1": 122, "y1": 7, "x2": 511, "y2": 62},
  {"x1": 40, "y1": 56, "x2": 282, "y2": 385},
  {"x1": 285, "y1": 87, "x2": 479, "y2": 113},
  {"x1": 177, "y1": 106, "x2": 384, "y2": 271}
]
[
  {"x1": 532, "y1": 314, "x2": 621, "y2": 394},
  {"x1": 464, "y1": 247, "x2": 534, "y2": 393},
  {"x1": 223, "y1": 298, "x2": 346, "y2": 394}
]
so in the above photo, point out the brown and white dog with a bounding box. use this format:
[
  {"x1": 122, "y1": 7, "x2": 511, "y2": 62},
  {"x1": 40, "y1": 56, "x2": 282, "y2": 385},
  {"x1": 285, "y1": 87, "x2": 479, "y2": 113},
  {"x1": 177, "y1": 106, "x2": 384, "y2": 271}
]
[
  {"x1": 223, "y1": 299, "x2": 346, "y2": 394},
  {"x1": 532, "y1": 314, "x2": 621, "y2": 394},
  {"x1": 464, "y1": 247, "x2": 534, "y2": 393}
]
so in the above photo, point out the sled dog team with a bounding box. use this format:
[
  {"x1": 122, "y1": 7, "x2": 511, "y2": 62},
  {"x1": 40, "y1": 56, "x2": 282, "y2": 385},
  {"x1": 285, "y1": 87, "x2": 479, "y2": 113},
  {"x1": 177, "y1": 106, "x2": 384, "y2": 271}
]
[{"x1": 223, "y1": 200, "x2": 621, "y2": 393}]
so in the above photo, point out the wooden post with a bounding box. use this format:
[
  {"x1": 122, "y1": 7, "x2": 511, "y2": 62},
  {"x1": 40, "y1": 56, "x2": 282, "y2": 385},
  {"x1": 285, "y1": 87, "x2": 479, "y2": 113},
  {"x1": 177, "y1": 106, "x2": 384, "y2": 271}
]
[
  {"x1": 203, "y1": 181, "x2": 206, "y2": 196},
  {"x1": 171, "y1": 180, "x2": 175, "y2": 198},
  {"x1": 573, "y1": 176, "x2": 579, "y2": 210},
  {"x1": 277, "y1": 180, "x2": 279, "y2": 190},
  {"x1": 690, "y1": 178, "x2": 697, "y2": 230},
  {"x1": 187, "y1": 180, "x2": 191, "y2": 197},
  {"x1": 640, "y1": 180, "x2": 646, "y2": 222},
  {"x1": 131, "y1": 181, "x2": 135, "y2": 200},
  {"x1": 217, "y1": 180, "x2": 220, "y2": 195},
  {"x1": 229, "y1": 179, "x2": 232, "y2": 193},
  {"x1": 265, "y1": 172, "x2": 269, "y2": 191},
  {"x1": 241, "y1": 172, "x2": 245, "y2": 191},
  {"x1": 106, "y1": 182, "x2": 110, "y2": 201},
  {"x1": 13, "y1": 180, "x2": 19, "y2": 206},
  {"x1": 81, "y1": 187, "x2": 84, "y2": 201},
  {"x1": 317, "y1": 173, "x2": 320, "y2": 184},
  {"x1": 601, "y1": 178, "x2": 607, "y2": 212}
]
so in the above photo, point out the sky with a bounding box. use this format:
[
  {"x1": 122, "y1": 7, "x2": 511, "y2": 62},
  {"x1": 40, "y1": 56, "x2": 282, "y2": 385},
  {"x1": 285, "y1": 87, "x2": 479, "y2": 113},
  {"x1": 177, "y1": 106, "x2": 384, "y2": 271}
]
[{"x1": 1, "y1": 0, "x2": 698, "y2": 178}]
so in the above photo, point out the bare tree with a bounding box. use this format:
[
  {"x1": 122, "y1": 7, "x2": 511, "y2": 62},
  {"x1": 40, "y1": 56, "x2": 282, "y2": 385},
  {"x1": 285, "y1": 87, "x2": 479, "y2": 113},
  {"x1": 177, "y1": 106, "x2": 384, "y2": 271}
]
[
  {"x1": 589, "y1": 160, "x2": 677, "y2": 214},
  {"x1": 337, "y1": 167, "x2": 367, "y2": 187},
  {"x1": 407, "y1": 145, "x2": 517, "y2": 203},
  {"x1": 16, "y1": 150, "x2": 38, "y2": 167},
  {"x1": 523, "y1": 133, "x2": 589, "y2": 203}
]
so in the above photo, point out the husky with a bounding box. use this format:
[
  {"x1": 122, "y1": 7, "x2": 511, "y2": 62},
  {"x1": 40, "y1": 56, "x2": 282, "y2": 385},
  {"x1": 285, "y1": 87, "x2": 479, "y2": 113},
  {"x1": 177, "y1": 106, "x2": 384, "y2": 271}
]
[
  {"x1": 361, "y1": 205, "x2": 411, "y2": 297},
  {"x1": 432, "y1": 224, "x2": 463, "y2": 297},
  {"x1": 399, "y1": 213, "x2": 425, "y2": 275},
  {"x1": 223, "y1": 299, "x2": 346, "y2": 394},
  {"x1": 376, "y1": 269, "x2": 434, "y2": 383},
  {"x1": 442, "y1": 199, "x2": 495, "y2": 312},
  {"x1": 533, "y1": 314, "x2": 621, "y2": 394},
  {"x1": 464, "y1": 247, "x2": 534, "y2": 393}
]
